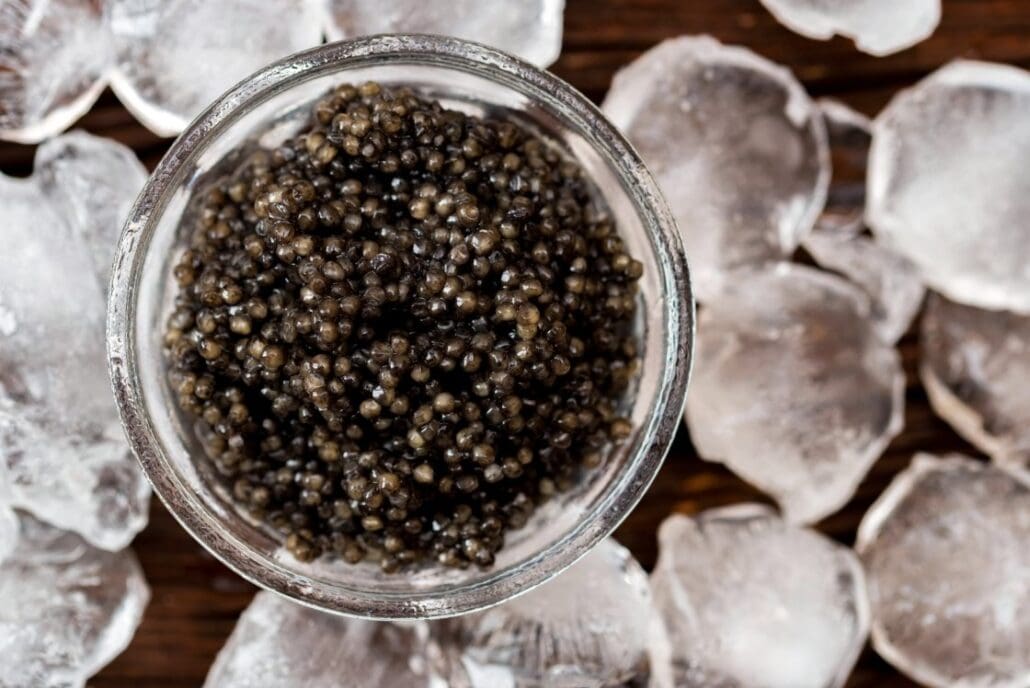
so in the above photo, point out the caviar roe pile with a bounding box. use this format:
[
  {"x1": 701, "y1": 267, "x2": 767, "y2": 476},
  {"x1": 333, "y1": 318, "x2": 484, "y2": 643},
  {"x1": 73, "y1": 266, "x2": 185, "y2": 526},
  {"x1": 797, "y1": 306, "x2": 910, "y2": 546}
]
[{"x1": 164, "y1": 81, "x2": 642, "y2": 572}]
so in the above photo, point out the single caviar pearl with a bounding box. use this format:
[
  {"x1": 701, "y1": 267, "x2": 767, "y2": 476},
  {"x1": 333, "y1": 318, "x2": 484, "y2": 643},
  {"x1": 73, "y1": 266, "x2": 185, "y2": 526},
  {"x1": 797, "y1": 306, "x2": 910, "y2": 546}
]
[
  {"x1": 198, "y1": 338, "x2": 222, "y2": 360},
  {"x1": 413, "y1": 464, "x2": 435, "y2": 484},
  {"x1": 229, "y1": 315, "x2": 252, "y2": 335},
  {"x1": 359, "y1": 399, "x2": 381, "y2": 418},
  {"x1": 261, "y1": 345, "x2": 285, "y2": 369}
]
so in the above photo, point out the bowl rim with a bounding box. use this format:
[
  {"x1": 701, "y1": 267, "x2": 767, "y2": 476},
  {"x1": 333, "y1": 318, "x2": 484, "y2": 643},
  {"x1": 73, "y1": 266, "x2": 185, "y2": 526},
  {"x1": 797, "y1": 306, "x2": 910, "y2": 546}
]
[{"x1": 107, "y1": 33, "x2": 694, "y2": 619}]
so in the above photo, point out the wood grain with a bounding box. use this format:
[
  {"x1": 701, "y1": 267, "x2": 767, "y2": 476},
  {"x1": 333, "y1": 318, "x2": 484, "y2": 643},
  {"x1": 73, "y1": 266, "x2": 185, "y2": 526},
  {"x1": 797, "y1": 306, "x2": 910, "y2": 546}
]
[{"x1": 1, "y1": 1, "x2": 1024, "y2": 685}]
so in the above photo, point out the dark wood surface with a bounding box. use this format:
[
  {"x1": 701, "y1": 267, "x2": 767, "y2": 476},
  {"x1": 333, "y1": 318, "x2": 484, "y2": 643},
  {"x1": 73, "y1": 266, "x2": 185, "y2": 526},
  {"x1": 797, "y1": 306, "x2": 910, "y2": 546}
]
[{"x1": 2, "y1": 1, "x2": 1027, "y2": 686}]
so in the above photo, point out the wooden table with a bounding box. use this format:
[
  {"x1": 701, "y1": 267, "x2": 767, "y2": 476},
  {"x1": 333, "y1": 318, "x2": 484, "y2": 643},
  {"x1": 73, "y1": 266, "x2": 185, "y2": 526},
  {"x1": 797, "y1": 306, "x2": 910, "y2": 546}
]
[{"x1": 2, "y1": 1, "x2": 1027, "y2": 685}]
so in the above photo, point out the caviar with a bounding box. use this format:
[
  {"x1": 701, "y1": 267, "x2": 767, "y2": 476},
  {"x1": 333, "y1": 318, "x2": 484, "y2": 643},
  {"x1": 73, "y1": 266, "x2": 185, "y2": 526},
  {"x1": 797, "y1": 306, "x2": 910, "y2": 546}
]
[{"x1": 164, "y1": 81, "x2": 642, "y2": 572}]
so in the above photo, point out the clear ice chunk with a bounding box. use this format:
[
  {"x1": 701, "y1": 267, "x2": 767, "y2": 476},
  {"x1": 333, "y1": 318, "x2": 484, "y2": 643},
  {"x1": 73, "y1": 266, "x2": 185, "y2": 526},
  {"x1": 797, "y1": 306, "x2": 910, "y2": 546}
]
[
  {"x1": 651, "y1": 505, "x2": 869, "y2": 688},
  {"x1": 34, "y1": 131, "x2": 148, "y2": 290},
  {"x1": 106, "y1": 0, "x2": 325, "y2": 137},
  {"x1": 0, "y1": 505, "x2": 16, "y2": 564},
  {"x1": 921, "y1": 294, "x2": 1030, "y2": 469},
  {"x1": 804, "y1": 100, "x2": 924, "y2": 342},
  {"x1": 0, "y1": 514, "x2": 149, "y2": 688},
  {"x1": 803, "y1": 232, "x2": 925, "y2": 343},
  {"x1": 0, "y1": 0, "x2": 111, "y2": 143},
  {"x1": 326, "y1": 0, "x2": 564, "y2": 68},
  {"x1": 803, "y1": 98, "x2": 927, "y2": 341},
  {"x1": 758, "y1": 0, "x2": 941, "y2": 56},
  {"x1": 867, "y1": 60, "x2": 1030, "y2": 314},
  {"x1": 428, "y1": 538, "x2": 673, "y2": 688},
  {"x1": 602, "y1": 36, "x2": 829, "y2": 302},
  {"x1": 816, "y1": 99, "x2": 871, "y2": 236},
  {"x1": 0, "y1": 136, "x2": 150, "y2": 551},
  {"x1": 857, "y1": 454, "x2": 1030, "y2": 688},
  {"x1": 205, "y1": 591, "x2": 430, "y2": 688},
  {"x1": 685, "y1": 263, "x2": 904, "y2": 523}
]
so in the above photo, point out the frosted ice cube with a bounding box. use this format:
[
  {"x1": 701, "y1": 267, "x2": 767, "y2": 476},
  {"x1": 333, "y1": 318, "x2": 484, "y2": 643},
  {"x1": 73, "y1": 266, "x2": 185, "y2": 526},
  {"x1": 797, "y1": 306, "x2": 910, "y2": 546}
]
[
  {"x1": 602, "y1": 36, "x2": 829, "y2": 302},
  {"x1": 816, "y1": 99, "x2": 871, "y2": 236},
  {"x1": 106, "y1": 0, "x2": 325, "y2": 137},
  {"x1": 803, "y1": 100, "x2": 924, "y2": 342},
  {"x1": 0, "y1": 514, "x2": 149, "y2": 688},
  {"x1": 685, "y1": 263, "x2": 904, "y2": 523},
  {"x1": 326, "y1": 0, "x2": 564, "y2": 68},
  {"x1": 758, "y1": 0, "x2": 941, "y2": 56},
  {"x1": 921, "y1": 294, "x2": 1030, "y2": 469},
  {"x1": 651, "y1": 505, "x2": 869, "y2": 688},
  {"x1": 0, "y1": 505, "x2": 16, "y2": 564},
  {"x1": 428, "y1": 538, "x2": 672, "y2": 688},
  {"x1": 856, "y1": 454, "x2": 1030, "y2": 688},
  {"x1": 0, "y1": 0, "x2": 111, "y2": 143},
  {"x1": 205, "y1": 591, "x2": 430, "y2": 688},
  {"x1": 0, "y1": 138, "x2": 150, "y2": 551},
  {"x1": 803, "y1": 232, "x2": 924, "y2": 343},
  {"x1": 867, "y1": 60, "x2": 1030, "y2": 313},
  {"x1": 34, "y1": 131, "x2": 148, "y2": 290}
]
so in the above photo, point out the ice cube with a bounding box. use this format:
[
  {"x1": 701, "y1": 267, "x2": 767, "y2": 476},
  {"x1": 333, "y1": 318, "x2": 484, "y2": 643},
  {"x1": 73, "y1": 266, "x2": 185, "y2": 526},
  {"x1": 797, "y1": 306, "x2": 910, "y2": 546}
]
[
  {"x1": 867, "y1": 60, "x2": 1030, "y2": 313},
  {"x1": 0, "y1": 514, "x2": 149, "y2": 688},
  {"x1": 651, "y1": 505, "x2": 869, "y2": 688},
  {"x1": 34, "y1": 131, "x2": 148, "y2": 290},
  {"x1": 0, "y1": 0, "x2": 111, "y2": 143},
  {"x1": 803, "y1": 232, "x2": 924, "y2": 343},
  {"x1": 0, "y1": 139, "x2": 150, "y2": 551},
  {"x1": 921, "y1": 294, "x2": 1030, "y2": 469},
  {"x1": 685, "y1": 263, "x2": 904, "y2": 523},
  {"x1": 325, "y1": 0, "x2": 564, "y2": 68},
  {"x1": 106, "y1": 0, "x2": 325, "y2": 137},
  {"x1": 205, "y1": 591, "x2": 431, "y2": 688},
  {"x1": 804, "y1": 99, "x2": 923, "y2": 341},
  {"x1": 758, "y1": 0, "x2": 941, "y2": 56},
  {"x1": 602, "y1": 35, "x2": 829, "y2": 302},
  {"x1": 816, "y1": 99, "x2": 871, "y2": 236},
  {"x1": 856, "y1": 454, "x2": 1030, "y2": 688},
  {"x1": 802, "y1": 100, "x2": 924, "y2": 342},
  {"x1": 0, "y1": 505, "x2": 16, "y2": 564},
  {"x1": 428, "y1": 538, "x2": 672, "y2": 688}
]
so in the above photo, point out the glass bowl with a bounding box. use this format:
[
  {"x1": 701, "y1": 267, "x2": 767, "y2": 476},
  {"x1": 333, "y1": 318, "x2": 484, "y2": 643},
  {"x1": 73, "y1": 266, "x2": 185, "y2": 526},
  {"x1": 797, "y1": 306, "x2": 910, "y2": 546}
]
[{"x1": 107, "y1": 34, "x2": 693, "y2": 620}]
